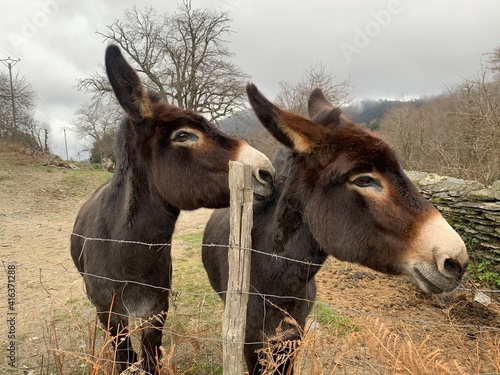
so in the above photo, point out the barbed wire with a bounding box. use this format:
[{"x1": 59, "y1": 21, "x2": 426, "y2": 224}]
[
  {"x1": 1, "y1": 210, "x2": 499, "y2": 295},
  {"x1": 1, "y1": 203, "x2": 499, "y2": 374},
  {"x1": 2, "y1": 270, "x2": 499, "y2": 335},
  {"x1": 2, "y1": 209, "x2": 500, "y2": 371},
  {"x1": 1, "y1": 210, "x2": 499, "y2": 334}
]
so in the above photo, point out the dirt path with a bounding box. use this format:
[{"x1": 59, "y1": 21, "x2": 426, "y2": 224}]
[
  {"x1": 0, "y1": 153, "x2": 217, "y2": 372},
  {"x1": 0, "y1": 152, "x2": 499, "y2": 373}
]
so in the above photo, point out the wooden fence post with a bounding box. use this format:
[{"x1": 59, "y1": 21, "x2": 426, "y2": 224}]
[{"x1": 222, "y1": 161, "x2": 253, "y2": 375}]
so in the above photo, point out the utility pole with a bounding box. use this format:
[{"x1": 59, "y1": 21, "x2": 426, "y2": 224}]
[
  {"x1": 0, "y1": 57, "x2": 21, "y2": 136},
  {"x1": 62, "y1": 127, "x2": 69, "y2": 160}
]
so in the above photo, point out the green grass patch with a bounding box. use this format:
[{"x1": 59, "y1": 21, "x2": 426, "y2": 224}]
[
  {"x1": 179, "y1": 232, "x2": 204, "y2": 247},
  {"x1": 468, "y1": 260, "x2": 500, "y2": 289},
  {"x1": 172, "y1": 231, "x2": 222, "y2": 312},
  {"x1": 310, "y1": 300, "x2": 357, "y2": 337},
  {"x1": 169, "y1": 231, "x2": 224, "y2": 374},
  {"x1": 61, "y1": 169, "x2": 111, "y2": 198},
  {"x1": 178, "y1": 232, "x2": 204, "y2": 257},
  {"x1": 0, "y1": 173, "x2": 13, "y2": 181},
  {"x1": 89, "y1": 163, "x2": 103, "y2": 170}
]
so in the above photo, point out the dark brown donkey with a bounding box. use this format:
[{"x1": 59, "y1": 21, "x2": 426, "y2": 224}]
[
  {"x1": 70, "y1": 46, "x2": 275, "y2": 374},
  {"x1": 202, "y1": 84, "x2": 469, "y2": 375}
]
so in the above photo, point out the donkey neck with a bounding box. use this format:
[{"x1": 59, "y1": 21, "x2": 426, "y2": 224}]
[
  {"x1": 261, "y1": 173, "x2": 328, "y2": 285},
  {"x1": 111, "y1": 158, "x2": 180, "y2": 242}
]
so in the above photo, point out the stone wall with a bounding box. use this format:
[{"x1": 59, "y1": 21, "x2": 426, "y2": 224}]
[{"x1": 406, "y1": 172, "x2": 500, "y2": 264}]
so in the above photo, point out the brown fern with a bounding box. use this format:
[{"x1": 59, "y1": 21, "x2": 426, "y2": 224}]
[
  {"x1": 483, "y1": 332, "x2": 500, "y2": 373},
  {"x1": 362, "y1": 317, "x2": 471, "y2": 375}
]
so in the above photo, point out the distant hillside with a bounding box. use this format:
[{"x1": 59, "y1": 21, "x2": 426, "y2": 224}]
[
  {"x1": 218, "y1": 109, "x2": 278, "y2": 158},
  {"x1": 345, "y1": 96, "x2": 437, "y2": 126},
  {"x1": 218, "y1": 109, "x2": 263, "y2": 136},
  {"x1": 345, "y1": 100, "x2": 399, "y2": 125},
  {"x1": 217, "y1": 96, "x2": 440, "y2": 153}
]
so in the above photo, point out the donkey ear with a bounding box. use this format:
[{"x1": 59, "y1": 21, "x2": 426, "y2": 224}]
[
  {"x1": 308, "y1": 88, "x2": 334, "y2": 119},
  {"x1": 247, "y1": 83, "x2": 324, "y2": 154},
  {"x1": 105, "y1": 44, "x2": 152, "y2": 121},
  {"x1": 308, "y1": 88, "x2": 345, "y2": 128}
]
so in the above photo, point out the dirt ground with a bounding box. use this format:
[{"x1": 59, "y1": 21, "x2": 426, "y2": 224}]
[{"x1": 0, "y1": 148, "x2": 499, "y2": 374}]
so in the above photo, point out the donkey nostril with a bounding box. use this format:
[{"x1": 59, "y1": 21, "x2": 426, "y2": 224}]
[
  {"x1": 444, "y1": 258, "x2": 463, "y2": 278},
  {"x1": 258, "y1": 169, "x2": 274, "y2": 185}
]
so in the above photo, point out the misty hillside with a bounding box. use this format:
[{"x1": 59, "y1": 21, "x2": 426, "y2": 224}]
[
  {"x1": 345, "y1": 97, "x2": 437, "y2": 126},
  {"x1": 345, "y1": 99, "x2": 399, "y2": 125},
  {"x1": 218, "y1": 109, "x2": 263, "y2": 136},
  {"x1": 219, "y1": 96, "x2": 439, "y2": 136}
]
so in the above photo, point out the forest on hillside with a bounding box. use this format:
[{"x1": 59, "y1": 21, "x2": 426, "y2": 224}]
[{"x1": 378, "y1": 49, "x2": 500, "y2": 185}]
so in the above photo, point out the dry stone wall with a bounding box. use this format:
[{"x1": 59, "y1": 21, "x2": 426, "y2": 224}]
[{"x1": 406, "y1": 172, "x2": 500, "y2": 264}]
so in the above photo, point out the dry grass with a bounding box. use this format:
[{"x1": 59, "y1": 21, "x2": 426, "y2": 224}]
[
  {"x1": 362, "y1": 318, "x2": 500, "y2": 375},
  {"x1": 361, "y1": 317, "x2": 470, "y2": 375},
  {"x1": 14, "y1": 250, "x2": 500, "y2": 375}
]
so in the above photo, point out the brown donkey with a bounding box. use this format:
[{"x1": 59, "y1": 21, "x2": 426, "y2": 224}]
[
  {"x1": 70, "y1": 46, "x2": 275, "y2": 374},
  {"x1": 202, "y1": 84, "x2": 469, "y2": 374}
]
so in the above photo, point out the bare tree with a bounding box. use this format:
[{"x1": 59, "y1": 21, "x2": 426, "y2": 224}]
[
  {"x1": 0, "y1": 72, "x2": 36, "y2": 137},
  {"x1": 379, "y1": 47, "x2": 500, "y2": 184},
  {"x1": 449, "y1": 60, "x2": 500, "y2": 183},
  {"x1": 77, "y1": 1, "x2": 249, "y2": 121},
  {"x1": 275, "y1": 62, "x2": 355, "y2": 117},
  {"x1": 379, "y1": 102, "x2": 420, "y2": 168},
  {"x1": 77, "y1": 69, "x2": 112, "y2": 99},
  {"x1": 70, "y1": 94, "x2": 122, "y2": 162},
  {"x1": 486, "y1": 46, "x2": 500, "y2": 77},
  {"x1": 0, "y1": 71, "x2": 49, "y2": 151},
  {"x1": 19, "y1": 118, "x2": 51, "y2": 152}
]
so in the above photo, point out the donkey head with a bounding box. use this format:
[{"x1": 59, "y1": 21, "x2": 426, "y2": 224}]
[
  {"x1": 105, "y1": 45, "x2": 274, "y2": 209},
  {"x1": 247, "y1": 84, "x2": 468, "y2": 293}
]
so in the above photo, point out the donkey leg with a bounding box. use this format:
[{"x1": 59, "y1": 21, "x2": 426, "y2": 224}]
[
  {"x1": 271, "y1": 339, "x2": 298, "y2": 375},
  {"x1": 244, "y1": 329, "x2": 300, "y2": 374},
  {"x1": 97, "y1": 311, "x2": 137, "y2": 372},
  {"x1": 141, "y1": 311, "x2": 166, "y2": 375},
  {"x1": 249, "y1": 336, "x2": 300, "y2": 375},
  {"x1": 245, "y1": 342, "x2": 265, "y2": 375},
  {"x1": 247, "y1": 343, "x2": 296, "y2": 375}
]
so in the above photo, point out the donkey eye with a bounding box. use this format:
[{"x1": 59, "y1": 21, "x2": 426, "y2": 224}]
[
  {"x1": 352, "y1": 175, "x2": 379, "y2": 188},
  {"x1": 172, "y1": 131, "x2": 194, "y2": 143}
]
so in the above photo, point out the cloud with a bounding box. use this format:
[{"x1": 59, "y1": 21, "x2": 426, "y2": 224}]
[{"x1": 1, "y1": 0, "x2": 499, "y2": 158}]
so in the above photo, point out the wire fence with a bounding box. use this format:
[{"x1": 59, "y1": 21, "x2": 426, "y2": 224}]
[{"x1": 1, "y1": 209, "x2": 499, "y2": 374}]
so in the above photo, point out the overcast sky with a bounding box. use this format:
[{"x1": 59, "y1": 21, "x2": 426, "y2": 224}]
[{"x1": 1, "y1": 0, "x2": 499, "y2": 159}]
